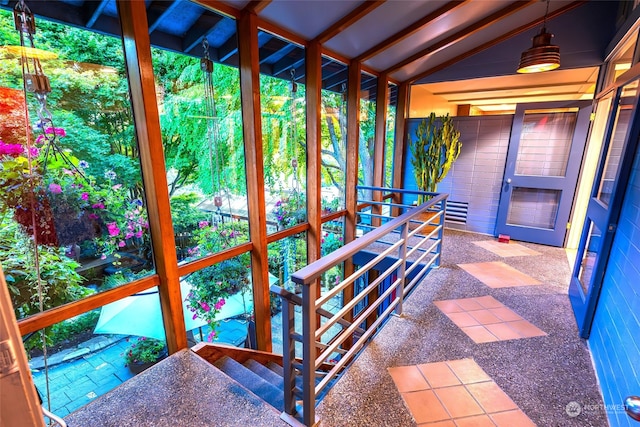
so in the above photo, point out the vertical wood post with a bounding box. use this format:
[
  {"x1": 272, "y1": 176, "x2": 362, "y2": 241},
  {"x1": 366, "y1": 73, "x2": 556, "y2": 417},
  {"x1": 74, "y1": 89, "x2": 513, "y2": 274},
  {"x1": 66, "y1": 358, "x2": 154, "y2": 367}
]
[
  {"x1": 372, "y1": 74, "x2": 389, "y2": 227},
  {"x1": 238, "y1": 11, "x2": 272, "y2": 351},
  {"x1": 392, "y1": 82, "x2": 409, "y2": 217},
  {"x1": 117, "y1": 0, "x2": 186, "y2": 353}
]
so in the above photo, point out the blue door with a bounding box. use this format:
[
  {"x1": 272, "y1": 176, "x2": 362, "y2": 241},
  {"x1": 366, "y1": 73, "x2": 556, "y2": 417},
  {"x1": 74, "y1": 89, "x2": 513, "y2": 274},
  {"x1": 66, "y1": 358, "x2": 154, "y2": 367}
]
[
  {"x1": 496, "y1": 101, "x2": 592, "y2": 246},
  {"x1": 569, "y1": 72, "x2": 640, "y2": 338}
]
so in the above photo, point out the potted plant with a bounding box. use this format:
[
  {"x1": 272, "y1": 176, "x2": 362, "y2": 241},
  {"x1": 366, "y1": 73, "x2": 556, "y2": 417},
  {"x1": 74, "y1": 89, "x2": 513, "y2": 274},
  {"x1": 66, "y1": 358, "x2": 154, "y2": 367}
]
[
  {"x1": 409, "y1": 113, "x2": 462, "y2": 204},
  {"x1": 123, "y1": 336, "x2": 167, "y2": 374}
]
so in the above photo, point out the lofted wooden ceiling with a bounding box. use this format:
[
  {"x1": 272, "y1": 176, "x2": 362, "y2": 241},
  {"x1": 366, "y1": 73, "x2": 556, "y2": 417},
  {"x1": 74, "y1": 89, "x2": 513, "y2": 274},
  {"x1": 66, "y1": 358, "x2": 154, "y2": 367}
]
[{"x1": 0, "y1": 0, "x2": 621, "y2": 108}]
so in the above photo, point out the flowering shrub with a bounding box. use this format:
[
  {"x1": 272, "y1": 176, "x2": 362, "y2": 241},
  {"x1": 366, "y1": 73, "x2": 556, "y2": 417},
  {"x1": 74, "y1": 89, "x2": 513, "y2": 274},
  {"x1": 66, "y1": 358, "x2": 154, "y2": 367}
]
[
  {"x1": 272, "y1": 191, "x2": 306, "y2": 229},
  {"x1": 184, "y1": 221, "x2": 251, "y2": 341},
  {"x1": 123, "y1": 336, "x2": 166, "y2": 365},
  {"x1": 0, "y1": 130, "x2": 149, "y2": 258}
]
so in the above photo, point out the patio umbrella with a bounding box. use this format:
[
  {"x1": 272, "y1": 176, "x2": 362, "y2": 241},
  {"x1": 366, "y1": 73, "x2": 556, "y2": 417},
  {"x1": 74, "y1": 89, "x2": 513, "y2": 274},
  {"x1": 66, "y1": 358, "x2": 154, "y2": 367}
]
[{"x1": 93, "y1": 279, "x2": 258, "y2": 341}]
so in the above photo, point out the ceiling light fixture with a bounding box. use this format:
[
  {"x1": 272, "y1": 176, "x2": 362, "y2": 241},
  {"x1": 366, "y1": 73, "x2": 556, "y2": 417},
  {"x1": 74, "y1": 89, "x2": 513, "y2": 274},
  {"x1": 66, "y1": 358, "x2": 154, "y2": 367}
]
[{"x1": 517, "y1": 0, "x2": 560, "y2": 74}]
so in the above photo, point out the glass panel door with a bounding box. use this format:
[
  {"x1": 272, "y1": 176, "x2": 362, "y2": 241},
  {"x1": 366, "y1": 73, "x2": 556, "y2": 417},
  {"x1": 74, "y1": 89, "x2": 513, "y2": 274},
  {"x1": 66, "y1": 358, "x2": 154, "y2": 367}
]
[
  {"x1": 495, "y1": 101, "x2": 592, "y2": 246},
  {"x1": 569, "y1": 76, "x2": 640, "y2": 337}
]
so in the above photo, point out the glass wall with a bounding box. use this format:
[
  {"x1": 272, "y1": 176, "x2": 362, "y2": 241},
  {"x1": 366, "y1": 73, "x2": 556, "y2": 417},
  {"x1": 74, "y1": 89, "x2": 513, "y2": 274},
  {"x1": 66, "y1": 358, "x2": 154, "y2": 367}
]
[
  {"x1": 0, "y1": 10, "x2": 153, "y2": 319},
  {"x1": 320, "y1": 57, "x2": 348, "y2": 214},
  {"x1": 385, "y1": 83, "x2": 398, "y2": 188},
  {"x1": 358, "y1": 72, "x2": 377, "y2": 200}
]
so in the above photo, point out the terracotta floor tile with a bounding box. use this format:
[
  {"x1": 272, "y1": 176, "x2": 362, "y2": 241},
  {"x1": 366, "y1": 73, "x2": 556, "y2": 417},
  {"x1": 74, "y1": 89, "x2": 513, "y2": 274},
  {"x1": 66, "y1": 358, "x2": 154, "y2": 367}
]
[
  {"x1": 474, "y1": 295, "x2": 505, "y2": 309},
  {"x1": 461, "y1": 325, "x2": 500, "y2": 343},
  {"x1": 473, "y1": 240, "x2": 541, "y2": 257},
  {"x1": 490, "y1": 410, "x2": 536, "y2": 427},
  {"x1": 454, "y1": 414, "x2": 497, "y2": 427},
  {"x1": 467, "y1": 309, "x2": 502, "y2": 325},
  {"x1": 466, "y1": 381, "x2": 518, "y2": 413},
  {"x1": 488, "y1": 307, "x2": 522, "y2": 322},
  {"x1": 447, "y1": 311, "x2": 481, "y2": 328},
  {"x1": 417, "y1": 362, "x2": 461, "y2": 388},
  {"x1": 434, "y1": 385, "x2": 484, "y2": 418},
  {"x1": 446, "y1": 359, "x2": 492, "y2": 384},
  {"x1": 434, "y1": 300, "x2": 465, "y2": 314},
  {"x1": 458, "y1": 262, "x2": 542, "y2": 288},
  {"x1": 417, "y1": 421, "x2": 457, "y2": 427},
  {"x1": 454, "y1": 298, "x2": 485, "y2": 311},
  {"x1": 402, "y1": 390, "x2": 451, "y2": 424},
  {"x1": 388, "y1": 365, "x2": 430, "y2": 392},
  {"x1": 484, "y1": 322, "x2": 523, "y2": 341},
  {"x1": 506, "y1": 320, "x2": 547, "y2": 338}
]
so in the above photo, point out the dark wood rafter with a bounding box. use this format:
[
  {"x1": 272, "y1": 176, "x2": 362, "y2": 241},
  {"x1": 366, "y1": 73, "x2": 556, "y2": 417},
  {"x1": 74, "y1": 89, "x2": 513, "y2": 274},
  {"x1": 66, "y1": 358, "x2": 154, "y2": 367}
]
[
  {"x1": 192, "y1": 0, "x2": 241, "y2": 19},
  {"x1": 85, "y1": 0, "x2": 108, "y2": 28},
  {"x1": 408, "y1": 0, "x2": 587, "y2": 84},
  {"x1": 356, "y1": 0, "x2": 468, "y2": 62},
  {"x1": 260, "y1": 41, "x2": 295, "y2": 64},
  {"x1": 273, "y1": 55, "x2": 306, "y2": 77},
  {"x1": 216, "y1": 34, "x2": 239, "y2": 62},
  {"x1": 244, "y1": 0, "x2": 272, "y2": 15},
  {"x1": 323, "y1": 69, "x2": 349, "y2": 91},
  {"x1": 117, "y1": 0, "x2": 186, "y2": 354},
  {"x1": 371, "y1": 73, "x2": 389, "y2": 227},
  {"x1": 182, "y1": 13, "x2": 226, "y2": 53},
  {"x1": 147, "y1": 1, "x2": 182, "y2": 34},
  {"x1": 315, "y1": 0, "x2": 386, "y2": 44},
  {"x1": 391, "y1": 82, "x2": 409, "y2": 217},
  {"x1": 385, "y1": 0, "x2": 536, "y2": 75},
  {"x1": 238, "y1": 11, "x2": 272, "y2": 352}
]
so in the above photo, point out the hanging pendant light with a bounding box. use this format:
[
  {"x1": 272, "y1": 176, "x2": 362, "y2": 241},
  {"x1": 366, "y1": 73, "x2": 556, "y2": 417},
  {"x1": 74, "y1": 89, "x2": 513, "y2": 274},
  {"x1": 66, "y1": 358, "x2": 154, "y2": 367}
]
[{"x1": 517, "y1": 0, "x2": 560, "y2": 74}]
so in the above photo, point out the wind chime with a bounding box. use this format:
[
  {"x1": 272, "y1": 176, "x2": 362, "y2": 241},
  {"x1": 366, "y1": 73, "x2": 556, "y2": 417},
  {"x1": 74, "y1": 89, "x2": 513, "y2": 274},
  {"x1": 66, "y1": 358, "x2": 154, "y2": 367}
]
[{"x1": 201, "y1": 39, "x2": 226, "y2": 226}]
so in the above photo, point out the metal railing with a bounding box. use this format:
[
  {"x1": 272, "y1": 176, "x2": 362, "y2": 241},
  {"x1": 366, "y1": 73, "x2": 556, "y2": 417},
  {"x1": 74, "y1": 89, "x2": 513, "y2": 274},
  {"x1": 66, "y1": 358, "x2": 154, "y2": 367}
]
[{"x1": 273, "y1": 187, "x2": 447, "y2": 426}]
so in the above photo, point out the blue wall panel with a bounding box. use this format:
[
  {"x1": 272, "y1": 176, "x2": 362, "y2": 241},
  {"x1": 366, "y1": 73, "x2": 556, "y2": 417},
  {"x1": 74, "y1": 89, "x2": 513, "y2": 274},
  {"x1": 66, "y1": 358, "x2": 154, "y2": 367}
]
[{"x1": 589, "y1": 142, "x2": 640, "y2": 427}]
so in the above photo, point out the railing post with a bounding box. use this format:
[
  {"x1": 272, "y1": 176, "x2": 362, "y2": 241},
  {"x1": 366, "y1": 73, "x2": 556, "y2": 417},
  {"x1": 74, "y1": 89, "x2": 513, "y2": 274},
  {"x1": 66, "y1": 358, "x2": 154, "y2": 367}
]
[
  {"x1": 396, "y1": 222, "x2": 409, "y2": 315},
  {"x1": 302, "y1": 280, "x2": 317, "y2": 426},
  {"x1": 281, "y1": 298, "x2": 296, "y2": 416},
  {"x1": 435, "y1": 198, "x2": 447, "y2": 267}
]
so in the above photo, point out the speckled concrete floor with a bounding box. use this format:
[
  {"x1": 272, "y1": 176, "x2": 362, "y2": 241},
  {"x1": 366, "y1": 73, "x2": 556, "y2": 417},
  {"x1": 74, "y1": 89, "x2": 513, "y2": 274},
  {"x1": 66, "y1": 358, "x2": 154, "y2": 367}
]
[{"x1": 316, "y1": 230, "x2": 608, "y2": 427}]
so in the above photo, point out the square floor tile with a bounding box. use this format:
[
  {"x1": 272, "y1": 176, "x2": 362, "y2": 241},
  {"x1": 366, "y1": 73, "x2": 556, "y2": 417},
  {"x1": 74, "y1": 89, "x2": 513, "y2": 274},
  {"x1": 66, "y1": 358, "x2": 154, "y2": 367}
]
[
  {"x1": 474, "y1": 295, "x2": 505, "y2": 309},
  {"x1": 490, "y1": 409, "x2": 536, "y2": 427},
  {"x1": 434, "y1": 300, "x2": 465, "y2": 314},
  {"x1": 454, "y1": 414, "x2": 496, "y2": 427},
  {"x1": 434, "y1": 385, "x2": 484, "y2": 418},
  {"x1": 417, "y1": 362, "x2": 461, "y2": 388},
  {"x1": 446, "y1": 359, "x2": 492, "y2": 384},
  {"x1": 418, "y1": 421, "x2": 457, "y2": 427},
  {"x1": 466, "y1": 381, "x2": 518, "y2": 413},
  {"x1": 468, "y1": 309, "x2": 502, "y2": 325},
  {"x1": 458, "y1": 262, "x2": 542, "y2": 288},
  {"x1": 402, "y1": 390, "x2": 450, "y2": 424},
  {"x1": 454, "y1": 298, "x2": 485, "y2": 311},
  {"x1": 448, "y1": 312, "x2": 481, "y2": 327},
  {"x1": 388, "y1": 365, "x2": 430, "y2": 392},
  {"x1": 488, "y1": 307, "x2": 523, "y2": 322},
  {"x1": 484, "y1": 323, "x2": 524, "y2": 341},
  {"x1": 506, "y1": 320, "x2": 547, "y2": 338},
  {"x1": 473, "y1": 240, "x2": 541, "y2": 257},
  {"x1": 461, "y1": 326, "x2": 499, "y2": 343}
]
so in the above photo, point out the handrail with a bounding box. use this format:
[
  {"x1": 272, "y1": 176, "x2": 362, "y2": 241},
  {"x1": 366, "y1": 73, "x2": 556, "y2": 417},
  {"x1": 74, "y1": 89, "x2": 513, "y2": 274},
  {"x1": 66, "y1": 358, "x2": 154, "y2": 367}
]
[{"x1": 273, "y1": 187, "x2": 447, "y2": 426}]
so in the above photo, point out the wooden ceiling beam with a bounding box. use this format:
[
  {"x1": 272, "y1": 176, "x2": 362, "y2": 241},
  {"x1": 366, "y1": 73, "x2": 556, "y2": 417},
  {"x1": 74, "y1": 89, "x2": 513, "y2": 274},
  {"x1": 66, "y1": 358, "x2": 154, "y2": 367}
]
[
  {"x1": 147, "y1": 1, "x2": 182, "y2": 34},
  {"x1": 356, "y1": 0, "x2": 468, "y2": 62},
  {"x1": 407, "y1": 1, "x2": 586, "y2": 84},
  {"x1": 385, "y1": 0, "x2": 536, "y2": 75},
  {"x1": 192, "y1": 0, "x2": 241, "y2": 19},
  {"x1": 244, "y1": 0, "x2": 272, "y2": 14},
  {"x1": 315, "y1": 0, "x2": 386, "y2": 44},
  {"x1": 85, "y1": 0, "x2": 108, "y2": 28}
]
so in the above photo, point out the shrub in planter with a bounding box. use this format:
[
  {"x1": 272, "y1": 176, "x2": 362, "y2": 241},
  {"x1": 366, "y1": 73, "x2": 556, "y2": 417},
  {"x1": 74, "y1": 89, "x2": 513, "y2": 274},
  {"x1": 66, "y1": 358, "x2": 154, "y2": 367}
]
[{"x1": 123, "y1": 337, "x2": 167, "y2": 373}]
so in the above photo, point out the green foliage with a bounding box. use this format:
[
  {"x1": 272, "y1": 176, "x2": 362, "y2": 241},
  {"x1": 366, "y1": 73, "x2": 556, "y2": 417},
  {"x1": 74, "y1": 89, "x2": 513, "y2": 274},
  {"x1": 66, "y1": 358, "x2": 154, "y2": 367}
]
[
  {"x1": 410, "y1": 113, "x2": 462, "y2": 202},
  {"x1": 0, "y1": 216, "x2": 90, "y2": 319},
  {"x1": 170, "y1": 193, "x2": 209, "y2": 234},
  {"x1": 123, "y1": 337, "x2": 166, "y2": 365}
]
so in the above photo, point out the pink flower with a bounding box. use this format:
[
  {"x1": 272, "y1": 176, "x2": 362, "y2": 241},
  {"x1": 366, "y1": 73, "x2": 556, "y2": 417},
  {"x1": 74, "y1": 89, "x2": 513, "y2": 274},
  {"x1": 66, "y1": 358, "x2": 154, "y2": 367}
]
[
  {"x1": 192, "y1": 313, "x2": 198, "y2": 320},
  {"x1": 207, "y1": 331, "x2": 216, "y2": 342},
  {"x1": 81, "y1": 192, "x2": 89, "y2": 201},
  {"x1": 35, "y1": 134, "x2": 45, "y2": 145},
  {"x1": 112, "y1": 184, "x2": 122, "y2": 190},
  {"x1": 135, "y1": 230, "x2": 143, "y2": 238},
  {"x1": 101, "y1": 254, "x2": 107, "y2": 260},
  {"x1": 118, "y1": 241, "x2": 126, "y2": 247},
  {"x1": 215, "y1": 298, "x2": 226, "y2": 310},
  {"x1": 198, "y1": 220, "x2": 209, "y2": 229},
  {"x1": 48, "y1": 183, "x2": 62, "y2": 194},
  {"x1": 88, "y1": 213, "x2": 99, "y2": 220},
  {"x1": 92, "y1": 202, "x2": 105, "y2": 209},
  {"x1": 107, "y1": 222, "x2": 120, "y2": 236},
  {"x1": 125, "y1": 232, "x2": 134, "y2": 239},
  {"x1": 0, "y1": 141, "x2": 24, "y2": 156},
  {"x1": 45, "y1": 127, "x2": 66, "y2": 137},
  {"x1": 29, "y1": 147, "x2": 39, "y2": 157},
  {"x1": 199, "y1": 301, "x2": 211, "y2": 312}
]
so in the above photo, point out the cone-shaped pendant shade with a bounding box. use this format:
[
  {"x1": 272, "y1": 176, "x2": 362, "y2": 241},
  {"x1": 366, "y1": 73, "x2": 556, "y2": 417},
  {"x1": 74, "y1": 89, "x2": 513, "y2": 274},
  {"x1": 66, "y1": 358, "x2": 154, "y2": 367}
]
[{"x1": 517, "y1": 28, "x2": 560, "y2": 73}]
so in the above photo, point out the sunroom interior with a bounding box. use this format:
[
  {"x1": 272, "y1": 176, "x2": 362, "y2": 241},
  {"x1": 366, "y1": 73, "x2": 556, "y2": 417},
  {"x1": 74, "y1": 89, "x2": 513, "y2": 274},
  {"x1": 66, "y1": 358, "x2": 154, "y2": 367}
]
[{"x1": 1, "y1": 1, "x2": 640, "y2": 426}]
